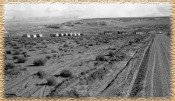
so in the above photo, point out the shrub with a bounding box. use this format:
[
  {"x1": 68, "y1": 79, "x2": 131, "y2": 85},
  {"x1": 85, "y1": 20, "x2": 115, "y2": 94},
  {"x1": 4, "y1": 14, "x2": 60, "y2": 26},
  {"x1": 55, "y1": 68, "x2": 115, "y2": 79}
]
[
  {"x1": 13, "y1": 50, "x2": 20, "y2": 55},
  {"x1": 16, "y1": 56, "x2": 27, "y2": 63},
  {"x1": 134, "y1": 38, "x2": 141, "y2": 43},
  {"x1": 34, "y1": 70, "x2": 47, "y2": 79},
  {"x1": 63, "y1": 44, "x2": 69, "y2": 47},
  {"x1": 5, "y1": 62, "x2": 15, "y2": 70},
  {"x1": 114, "y1": 53, "x2": 126, "y2": 61},
  {"x1": 53, "y1": 54, "x2": 57, "y2": 58},
  {"x1": 108, "y1": 51, "x2": 115, "y2": 57},
  {"x1": 21, "y1": 68, "x2": 27, "y2": 71},
  {"x1": 12, "y1": 56, "x2": 18, "y2": 60},
  {"x1": 6, "y1": 50, "x2": 11, "y2": 54},
  {"x1": 46, "y1": 55, "x2": 51, "y2": 59},
  {"x1": 33, "y1": 58, "x2": 46, "y2": 66},
  {"x1": 58, "y1": 70, "x2": 73, "y2": 78},
  {"x1": 46, "y1": 77, "x2": 57, "y2": 86},
  {"x1": 22, "y1": 52, "x2": 29, "y2": 57},
  {"x1": 5, "y1": 68, "x2": 20, "y2": 76},
  {"x1": 88, "y1": 44, "x2": 93, "y2": 46},
  {"x1": 95, "y1": 55, "x2": 107, "y2": 61},
  {"x1": 66, "y1": 89, "x2": 79, "y2": 97},
  {"x1": 167, "y1": 32, "x2": 170, "y2": 36},
  {"x1": 51, "y1": 50, "x2": 57, "y2": 53},
  {"x1": 128, "y1": 41, "x2": 133, "y2": 45}
]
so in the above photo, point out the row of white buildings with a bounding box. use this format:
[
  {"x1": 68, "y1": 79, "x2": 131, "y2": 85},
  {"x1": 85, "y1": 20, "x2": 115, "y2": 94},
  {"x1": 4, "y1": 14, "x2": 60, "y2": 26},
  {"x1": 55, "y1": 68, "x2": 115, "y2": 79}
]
[
  {"x1": 22, "y1": 33, "x2": 83, "y2": 38},
  {"x1": 22, "y1": 34, "x2": 43, "y2": 38}
]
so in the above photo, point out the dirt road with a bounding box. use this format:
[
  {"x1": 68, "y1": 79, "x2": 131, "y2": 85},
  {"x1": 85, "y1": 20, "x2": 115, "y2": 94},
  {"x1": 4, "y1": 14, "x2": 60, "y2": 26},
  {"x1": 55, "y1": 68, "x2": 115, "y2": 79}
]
[{"x1": 143, "y1": 34, "x2": 170, "y2": 97}]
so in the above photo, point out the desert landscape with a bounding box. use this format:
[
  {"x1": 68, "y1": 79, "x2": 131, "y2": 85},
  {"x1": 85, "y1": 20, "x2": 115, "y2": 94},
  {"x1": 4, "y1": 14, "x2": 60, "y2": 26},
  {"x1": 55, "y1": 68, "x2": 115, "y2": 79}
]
[{"x1": 4, "y1": 16, "x2": 171, "y2": 97}]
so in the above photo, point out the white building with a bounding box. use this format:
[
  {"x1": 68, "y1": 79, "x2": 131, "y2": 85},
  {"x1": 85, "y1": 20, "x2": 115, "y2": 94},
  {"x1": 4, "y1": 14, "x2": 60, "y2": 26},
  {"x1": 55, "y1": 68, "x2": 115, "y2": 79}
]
[
  {"x1": 39, "y1": 34, "x2": 43, "y2": 37},
  {"x1": 33, "y1": 34, "x2": 37, "y2": 38},
  {"x1": 27, "y1": 35, "x2": 31, "y2": 38}
]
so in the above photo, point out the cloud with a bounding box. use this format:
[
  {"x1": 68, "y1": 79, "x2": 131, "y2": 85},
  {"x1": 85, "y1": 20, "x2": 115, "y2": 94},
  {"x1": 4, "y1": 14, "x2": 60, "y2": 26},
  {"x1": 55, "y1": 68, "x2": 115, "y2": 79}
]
[{"x1": 4, "y1": 3, "x2": 171, "y2": 19}]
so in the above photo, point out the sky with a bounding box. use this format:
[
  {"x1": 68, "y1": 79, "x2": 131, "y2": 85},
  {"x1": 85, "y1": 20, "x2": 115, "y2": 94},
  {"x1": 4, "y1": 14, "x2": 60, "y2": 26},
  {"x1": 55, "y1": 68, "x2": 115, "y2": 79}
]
[{"x1": 4, "y1": 3, "x2": 171, "y2": 19}]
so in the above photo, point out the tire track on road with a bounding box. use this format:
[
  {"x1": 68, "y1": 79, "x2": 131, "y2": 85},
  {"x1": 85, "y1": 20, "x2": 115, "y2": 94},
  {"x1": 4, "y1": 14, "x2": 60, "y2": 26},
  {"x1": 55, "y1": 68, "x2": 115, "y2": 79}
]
[{"x1": 143, "y1": 34, "x2": 170, "y2": 97}]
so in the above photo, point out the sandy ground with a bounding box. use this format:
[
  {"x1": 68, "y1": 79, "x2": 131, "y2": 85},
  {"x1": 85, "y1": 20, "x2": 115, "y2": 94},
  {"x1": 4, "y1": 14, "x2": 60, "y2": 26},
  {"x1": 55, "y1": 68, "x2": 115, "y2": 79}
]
[
  {"x1": 5, "y1": 33, "x2": 165, "y2": 97},
  {"x1": 4, "y1": 16, "x2": 171, "y2": 97}
]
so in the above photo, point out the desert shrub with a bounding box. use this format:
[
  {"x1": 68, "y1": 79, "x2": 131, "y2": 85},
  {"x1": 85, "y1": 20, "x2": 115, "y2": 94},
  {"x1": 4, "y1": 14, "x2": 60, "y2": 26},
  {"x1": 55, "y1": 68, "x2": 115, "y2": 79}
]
[
  {"x1": 108, "y1": 51, "x2": 115, "y2": 57},
  {"x1": 22, "y1": 52, "x2": 29, "y2": 57},
  {"x1": 114, "y1": 53, "x2": 126, "y2": 61},
  {"x1": 16, "y1": 56, "x2": 27, "y2": 63},
  {"x1": 6, "y1": 50, "x2": 11, "y2": 54},
  {"x1": 59, "y1": 70, "x2": 73, "y2": 78},
  {"x1": 13, "y1": 46, "x2": 20, "y2": 49},
  {"x1": 5, "y1": 68, "x2": 20, "y2": 76},
  {"x1": 63, "y1": 44, "x2": 69, "y2": 47},
  {"x1": 5, "y1": 93, "x2": 17, "y2": 97},
  {"x1": 12, "y1": 56, "x2": 18, "y2": 60},
  {"x1": 13, "y1": 50, "x2": 20, "y2": 55},
  {"x1": 88, "y1": 43, "x2": 93, "y2": 46},
  {"x1": 167, "y1": 32, "x2": 171, "y2": 36},
  {"x1": 46, "y1": 55, "x2": 51, "y2": 59},
  {"x1": 128, "y1": 41, "x2": 133, "y2": 45},
  {"x1": 21, "y1": 68, "x2": 27, "y2": 71},
  {"x1": 51, "y1": 50, "x2": 57, "y2": 53},
  {"x1": 134, "y1": 38, "x2": 141, "y2": 43},
  {"x1": 5, "y1": 62, "x2": 15, "y2": 70},
  {"x1": 100, "y1": 22, "x2": 106, "y2": 26},
  {"x1": 89, "y1": 68, "x2": 108, "y2": 81},
  {"x1": 53, "y1": 54, "x2": 57, "y2": 58},
  {"x1": 95, "y1": 55, "x2": 107, "y2": 61},
  {"x1": 33, "y1": 58, "x2": 46, "y2": 66},
  {"x1": 46, "y1": 77, "x2": 57, "y2": 86},
  {"x1": 34, "y1": 70, "x2": 47, "y2": 79},
  {"x1": 66, "y1": 89, "x2": 79, "y2": 97}
]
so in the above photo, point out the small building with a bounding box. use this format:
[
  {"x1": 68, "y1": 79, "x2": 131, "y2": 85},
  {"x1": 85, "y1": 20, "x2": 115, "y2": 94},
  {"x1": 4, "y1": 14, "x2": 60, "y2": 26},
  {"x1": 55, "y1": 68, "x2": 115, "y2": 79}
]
[
  {"x1": 63, "y1": 33, "x2": 66, "y2": 36},
  {"x1": 50, "y1": 34, "x2": 56, "y2": 37},
  {"x1": 22, "y1": 34, "x2": 31, "y2": 38},
  {"x1": 118, "y1": 31, "x2": 125, "y2": 34},
  {"x1": 59, "y1": 33, "x2": 61, "y2": 36},
  {"x1": 77, "y1": 33, "x2": 81, "y2": 36},
  {"x1": 36, "y1": 34, "x2": 43, "y2": 37},
  {"x1": 27, "y1": 35, "x2": 31, "y2": 38},
  {"x1": 136, "y1": 32, "x2": 144, "y2": 35},
  {"x1": 134, "y1": 31, "x2": 147, "y2": 35},
  {"x1": 33, "y1": 34, "x2": 37, "y2": 38},
  {"x1": 70, "y1": 33, "x2": 73, "y2": 36},
  {"x1": 67, "y1": 33, "x2": 71, "y2": 36},
  {"x1": 22, "y1": 34, "x2": 27, "y2": 37},
  {"x1": 103, "y1": 31, "x2": 113, "y2": 35},
  {"x1": 133, "y1": 29, "x2": 148, "y2": 35}
]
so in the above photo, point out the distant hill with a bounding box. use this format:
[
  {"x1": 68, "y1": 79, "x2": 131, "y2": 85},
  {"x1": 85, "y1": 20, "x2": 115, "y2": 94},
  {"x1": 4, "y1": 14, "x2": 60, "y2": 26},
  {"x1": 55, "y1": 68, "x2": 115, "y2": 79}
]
[
  {"x1": 45, "y1": 17, "x2": 170, "y2": 34},
  {"x1": 4, "y1": 17, "x2": 170, "y2": 36}
]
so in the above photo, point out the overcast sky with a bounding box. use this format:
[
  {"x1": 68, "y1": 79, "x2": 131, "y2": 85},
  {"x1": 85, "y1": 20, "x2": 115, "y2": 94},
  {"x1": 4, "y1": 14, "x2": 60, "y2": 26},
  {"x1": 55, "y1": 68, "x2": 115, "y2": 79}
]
[{"x1": 4, "y1": 3, "x2": 171, "y2": 19}]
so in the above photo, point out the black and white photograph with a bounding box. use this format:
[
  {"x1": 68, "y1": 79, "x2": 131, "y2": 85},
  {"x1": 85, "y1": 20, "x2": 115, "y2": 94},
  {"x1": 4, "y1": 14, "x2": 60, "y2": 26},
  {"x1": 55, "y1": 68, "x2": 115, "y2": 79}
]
[{"x1": 4, "y1": 3, "x2": 171, "y2": 97}]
